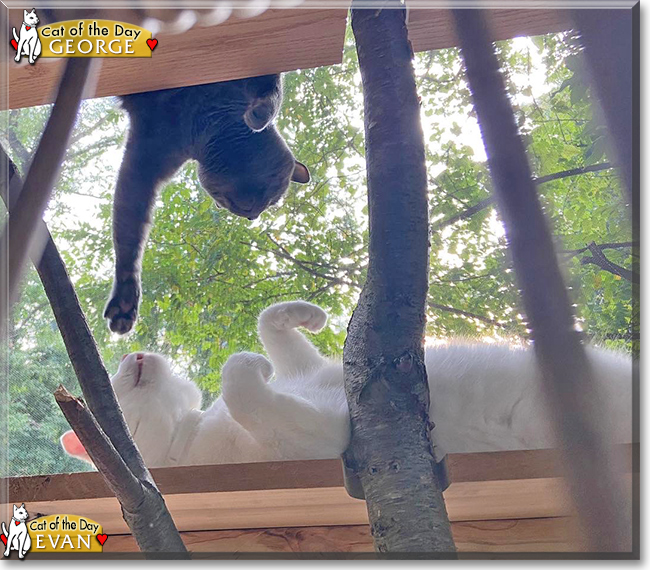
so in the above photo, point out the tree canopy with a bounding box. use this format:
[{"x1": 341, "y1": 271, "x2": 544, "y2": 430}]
[{"x1": 3, "y1": 27, "x2": 635, "y2": 477}]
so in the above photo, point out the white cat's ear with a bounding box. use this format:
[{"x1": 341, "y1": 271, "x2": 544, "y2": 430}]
[
  {"x1": 60, "y1": 430, "x2": 93, "y2": 465},
  {"x1": 24, "y1": 9, "x2": 29, "y2": 17},
  {"x1": 291, "y1": 161, "x2": 310, "y2": 184}
]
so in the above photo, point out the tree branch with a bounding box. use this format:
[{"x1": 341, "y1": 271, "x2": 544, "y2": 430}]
[
  {"x1": 69, "y1": 111, "x2": 115, "y2": 145},
  {"x1": 454, "y1": 9, "x2": 631, "y2": 552},
  {"x1": 433, "y1": 162, "x2": 615, "y2": 232},
  {"x1": 0, "y1": 58, "x2": 92, "y2": 324},
  {"x1": 581, "y1": 241, "x2": 639, "y2": 283},
  {"x1": 1, "y1": 149, "x2": 189, "y2": 557},
  {"x1": 428, "y1": 302, "x2": 521, "y2": 331},
  {"x1": 343, "y1": 7, "x2": 455, "y2": 555},
  {"x1": 54, "y1": 386, "x2": 145, "y2": 512},
  {"x1": 562, "y1": 241, "x2": 638, "y2": 257}
]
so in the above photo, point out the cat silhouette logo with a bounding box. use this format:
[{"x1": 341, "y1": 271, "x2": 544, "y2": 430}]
[
  {"x1": 11, "y1": 9, "x2": 42, "y2": 64},
  {"x1": 2, "y1": 504, "x2": 32, "y2": 559}
]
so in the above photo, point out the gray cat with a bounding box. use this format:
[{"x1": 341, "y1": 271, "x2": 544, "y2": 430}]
[{"x1": 104, "y1": 74, "x2": 309, "y2": 334}]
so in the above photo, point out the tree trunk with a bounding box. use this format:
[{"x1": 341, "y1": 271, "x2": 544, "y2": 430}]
[
  {"x1": 453, "y1": 9, "x2": 632, "y2": 552},
  {"x1": 343, "y1": 6, "x2": 456, "y2": 556}
]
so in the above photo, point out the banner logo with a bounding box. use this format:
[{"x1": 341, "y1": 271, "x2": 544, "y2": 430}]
[
  {"x1": 12, "y1": 9, "x2": 42, "y2": 65},
  {"x1": 2, "y1": 504, "x2": 32, "y2": 559},
  {"x1": 2, "y1": 507, "x2": 107, "y2": 557},
  {"x1": 11, "y1": 14, "x2": 158, "y2": 61}
]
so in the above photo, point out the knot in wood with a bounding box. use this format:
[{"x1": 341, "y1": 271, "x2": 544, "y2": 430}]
[{"x1": 394, "y1": 351, "x2": 413, "y2": 373}]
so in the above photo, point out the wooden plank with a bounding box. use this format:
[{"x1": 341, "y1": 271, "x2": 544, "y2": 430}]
[
  {"x1": 2, "y1": 8, "x2": 348, "y2": 110},
  {"x1": 407, "y1": 8, "x2": 573, "y2": 53},
  {"x1": 0, "y1": 478, "x2": 578, "y2": 536},
  {"x1": 3, "y1": 8, "x2": 578, "y2": 111},
  {"x1": 94, "y1": 518, "x2": 580, "y2": 554},
  {"x1": 4, "y1": 445, "x2": 634, "y2": 503},
  {"x1": 1, "y1": 447, "x2": 633, "y2": 535}
]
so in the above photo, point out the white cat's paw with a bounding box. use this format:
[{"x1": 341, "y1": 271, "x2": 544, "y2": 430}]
[
  {"x1": 222, "y1": 352, "x2": 274, "y2": 383},
  {"x1": 262, "y1": 301, "x2": 328, "y2": 333}
]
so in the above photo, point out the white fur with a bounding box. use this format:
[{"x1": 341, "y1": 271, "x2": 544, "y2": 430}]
[
  {"x1": 13, "y1": 10, "x2": 42, "y2": 65},
  {"x1": 2, "y1": 504, "x2": 31, "y2": 559},
  {"x1": 61, "y1": 301, "x2": 634, "y2": 467}
]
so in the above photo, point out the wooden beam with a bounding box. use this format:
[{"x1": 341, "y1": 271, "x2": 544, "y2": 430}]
[
  {"x1": 2, "y1": 446, "x2": 634, "y2": 536},
  {"x1": 2, "y1": 8, "x2": 348, "y2": 110},
  {"x1": 407, "y1": 8, "x2": 572, "y2": 53},
  {"x1": 3, "y1": 8, "x2": 575, "y2": 111},
  {"x1": 81, "y1": 518, "x2": 579, "y2": 555}
]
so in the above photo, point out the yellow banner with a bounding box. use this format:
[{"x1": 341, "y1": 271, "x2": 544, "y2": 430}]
[
  {"x1": 38, "y1": 20, "x2": 153, "y2": 58},
  {"x1": 28, "y1": 514, "x2": 104, "y2": 553}
]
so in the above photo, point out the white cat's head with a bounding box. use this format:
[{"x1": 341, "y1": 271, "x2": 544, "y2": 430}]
[
  {"x1": 13, "y1": 503, "x2": 28, "y2": 522},
  {"x1": 23, "y1": 9, "x2": 39, "y2": 26},
  {"x1": 112, "y1": 351, "x2": 176, "y2": 394},
  {"x1": 61, "y1": 353, "x2": 202, "y2": 466}
]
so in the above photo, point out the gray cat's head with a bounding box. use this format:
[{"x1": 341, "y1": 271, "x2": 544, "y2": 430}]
[{"x1": 198, "y1": 123, "x2": 309, "y2": 220}]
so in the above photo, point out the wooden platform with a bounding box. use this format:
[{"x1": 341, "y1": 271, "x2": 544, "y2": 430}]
[
  {"x1": 2, "y1": 7, "x2": 574, "y2": 110},
  {"x1": 1, "y1": 445, "x2": 634, "y2": 554}
]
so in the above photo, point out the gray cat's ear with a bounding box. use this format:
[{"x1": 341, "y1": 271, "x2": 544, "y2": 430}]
[{"x1": 291, "y1": 161, "x2": 310, "y2": 184}]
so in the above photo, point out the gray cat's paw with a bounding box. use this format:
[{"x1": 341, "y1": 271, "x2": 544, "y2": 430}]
[{"x1": 104, "y1": 277, "x2": 140, "y2": 334}]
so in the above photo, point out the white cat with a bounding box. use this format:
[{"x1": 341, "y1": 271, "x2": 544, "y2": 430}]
[
  {"x1": 61, "y1": 301, "x2": 633, "y2": 468},
  {"x1": 13, "y1": 9, "x2": 42, "y2": 65},
  {"x1": 2, "y1": 504, "x2": 31, "y2": 559}
]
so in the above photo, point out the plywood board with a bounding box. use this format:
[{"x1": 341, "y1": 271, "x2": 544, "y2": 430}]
[{"x1": 2, "y1": 8, "x2": 348, "y2": 110}]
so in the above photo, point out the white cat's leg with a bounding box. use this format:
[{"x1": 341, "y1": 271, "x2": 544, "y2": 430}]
[
  {"x1": 221, "y1": 352, "x2": 317, "y2": 432},
  {"x1": 221, "y1": 352, "x2": 347, "y2": 455},
  {"x1": 221, "y1": 352, "x2": 276, "y2": 431},
  {"x1": 258, "y1": 301, "x2": 328, "y2": 377}
]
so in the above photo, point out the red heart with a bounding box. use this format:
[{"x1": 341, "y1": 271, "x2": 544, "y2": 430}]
[
  {"x1": 10, "y1": 39, "x2": 17, "y2": 50},
  {"x1": 96, "y1": 534, "x2": 108, "y2": 546},
  {"x1": 15, "y1": 521, "x2": 21, "y2": 526},
  {"x1": 0, "y1": 535, "x2": 6, "y2": 545},
  {"x1": 146, "y1": 38, "x2": 158, "y2": 51},
  {"x1": 25, "y1": 26, "x2": 31, "y2": 31}
]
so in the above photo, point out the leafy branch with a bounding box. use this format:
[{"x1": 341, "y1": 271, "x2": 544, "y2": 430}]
[{"x1": 432, "y1": 162, "x2": 614, "y2": 231}]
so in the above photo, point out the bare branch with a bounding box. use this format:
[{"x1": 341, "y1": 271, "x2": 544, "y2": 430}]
[
  {"x1": 0, "y1": 58, "x2": 93, "y2": 322},
  {"x1": 1, "y1": 149, "x2": 188, "y2": 556},
  {"x1": 54, "y1": 386, "x2": 144, "y2": 512},
  {"x1": 454, "y1": 9, "x2": 631, "y2": 551}
]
